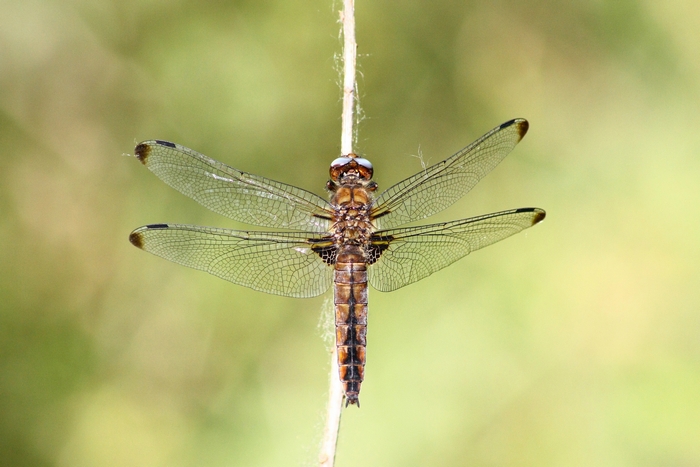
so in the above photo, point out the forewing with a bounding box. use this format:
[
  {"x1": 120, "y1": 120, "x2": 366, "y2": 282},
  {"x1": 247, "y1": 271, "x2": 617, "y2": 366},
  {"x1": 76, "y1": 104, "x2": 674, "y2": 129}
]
[
  {"x1": 134, "y1": 140, "x2": 332, "y2": 232},
  {"x1": 368, "y1": 208, "x2": 545, "y2": 292},
  {"x1": 372, "y1": 119, "x2": 529, "y2": 229},
  {"x1": 129, "y1": 224, "x2": 335, "y2": 298}
]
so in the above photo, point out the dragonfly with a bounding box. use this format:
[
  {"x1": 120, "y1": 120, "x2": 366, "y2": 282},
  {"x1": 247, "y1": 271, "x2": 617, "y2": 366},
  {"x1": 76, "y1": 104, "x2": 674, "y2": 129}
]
[{"x1": 129, "y1": 118, "x2": 545, "y2": 407}]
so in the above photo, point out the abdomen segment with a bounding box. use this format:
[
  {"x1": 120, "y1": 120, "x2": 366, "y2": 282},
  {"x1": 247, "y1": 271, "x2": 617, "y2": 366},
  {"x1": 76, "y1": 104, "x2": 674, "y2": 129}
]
[{"x1": 334, "y1": 246, "x2": 368, "y2": 406}]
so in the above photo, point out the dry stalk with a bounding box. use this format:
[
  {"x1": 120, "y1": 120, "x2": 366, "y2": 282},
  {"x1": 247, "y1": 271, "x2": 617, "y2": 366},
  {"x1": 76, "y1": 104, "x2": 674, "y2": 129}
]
[{"x1": 319, "y1": 1, "x2": 357, "y2": 466}]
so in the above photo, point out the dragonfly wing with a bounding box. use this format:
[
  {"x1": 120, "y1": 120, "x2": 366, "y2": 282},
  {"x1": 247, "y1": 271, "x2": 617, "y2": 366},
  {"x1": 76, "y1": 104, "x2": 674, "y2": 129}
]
[
  {"x1": 129, "y1": 224, "x2": 335, "y2": 298},
  {"x1": 134, "y1": 140, "x2": 332, "y2": 232},
  {"x1": 372, "y1": 119, "x2": 529, "y2": 229},
  {"x1": 367, "y1": 208, "x2": 545, "y2": 292}
]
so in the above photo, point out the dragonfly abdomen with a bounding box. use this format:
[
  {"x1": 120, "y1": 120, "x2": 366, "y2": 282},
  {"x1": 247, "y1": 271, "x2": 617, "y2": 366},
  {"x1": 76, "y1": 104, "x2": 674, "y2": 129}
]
[{"x1": 334, "y1": 245, "x2": 368, "y2": 406}]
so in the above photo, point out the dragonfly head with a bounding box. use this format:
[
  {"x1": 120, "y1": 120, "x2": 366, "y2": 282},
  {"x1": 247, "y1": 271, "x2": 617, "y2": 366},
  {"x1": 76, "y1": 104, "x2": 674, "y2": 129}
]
[{"x1": 329, "y1": 154, "x2": 373, "y2": 182}]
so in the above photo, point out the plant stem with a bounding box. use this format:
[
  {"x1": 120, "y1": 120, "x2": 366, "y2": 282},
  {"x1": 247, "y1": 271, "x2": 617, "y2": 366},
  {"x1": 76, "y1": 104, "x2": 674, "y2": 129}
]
[
  {"x1": 319, "y1": 346, "x2": 344, "y2": 467},
  {"x1": 319, "y1": 1, "x2": 357, "y2": 466},
  {"x1": 340, "y1": 0, "x2": 357, "y2": 156}
]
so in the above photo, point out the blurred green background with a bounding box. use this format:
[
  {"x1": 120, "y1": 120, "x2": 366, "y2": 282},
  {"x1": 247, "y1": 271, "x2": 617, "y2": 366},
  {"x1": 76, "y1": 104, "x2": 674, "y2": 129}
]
[{"x1": 2, "y1": 1, "x2": 700, "y2": 466}]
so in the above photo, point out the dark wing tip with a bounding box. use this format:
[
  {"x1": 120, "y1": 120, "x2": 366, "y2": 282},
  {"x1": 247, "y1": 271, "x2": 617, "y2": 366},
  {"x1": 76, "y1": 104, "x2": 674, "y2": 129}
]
[
  {"x1": 129, "y1": 224, "x2": 169, "y2": 248},
  {"x1": 134, "y1": 142, "x2": 151, "y2": 164},
  {"x1": 531, "y1": 208, "x2": 546, "y2": 225},
  {"x1": 513, "y1": 207, "x2": 546, "y2": 225},
  {"x1": 134, "y1": 140, "x2": 177, "y2": 164},
  {"x1": 501, "y1": 118, "x2": 529, "y2": 142},
  {"x1": 129, "y1": 230, "x2": 145, "y2": 249}
]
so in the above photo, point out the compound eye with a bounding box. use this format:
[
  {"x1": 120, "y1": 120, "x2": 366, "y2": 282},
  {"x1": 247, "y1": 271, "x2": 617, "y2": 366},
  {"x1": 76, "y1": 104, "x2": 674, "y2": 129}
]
[
  {"x1": 330, "y1": 157, "x2": 353, "y2": 168},
  {"x1": 354, "y1": 158, "x2": 372, "y2": 170}
]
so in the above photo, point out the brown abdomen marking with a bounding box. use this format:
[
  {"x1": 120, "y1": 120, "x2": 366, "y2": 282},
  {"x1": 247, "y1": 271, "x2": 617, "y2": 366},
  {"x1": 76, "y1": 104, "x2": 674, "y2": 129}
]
[{"x1": 334, "y1": 245, "x2": 368, "y2": 406}]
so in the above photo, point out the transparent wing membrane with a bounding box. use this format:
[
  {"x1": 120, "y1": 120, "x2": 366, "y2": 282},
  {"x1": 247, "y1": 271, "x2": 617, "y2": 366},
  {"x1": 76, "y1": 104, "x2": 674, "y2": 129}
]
[
  {"x1": 372, "y1": 119, "x2": 529, "y2": 229},
  {"x1": 368, "y1": 208, "x2": 545, "y2": 292},
  {"x1": 130, "y1": 224, "x2": 334, "y2": 298},
  {"x1": 134, "y1": 140, "x2": 332, "y2": 232}
]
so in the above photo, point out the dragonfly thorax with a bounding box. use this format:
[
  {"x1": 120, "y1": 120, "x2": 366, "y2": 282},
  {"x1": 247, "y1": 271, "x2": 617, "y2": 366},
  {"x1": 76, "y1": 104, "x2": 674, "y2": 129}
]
[{"x1": 330, "y1": 183, "x2": 375, "y2": 248}]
